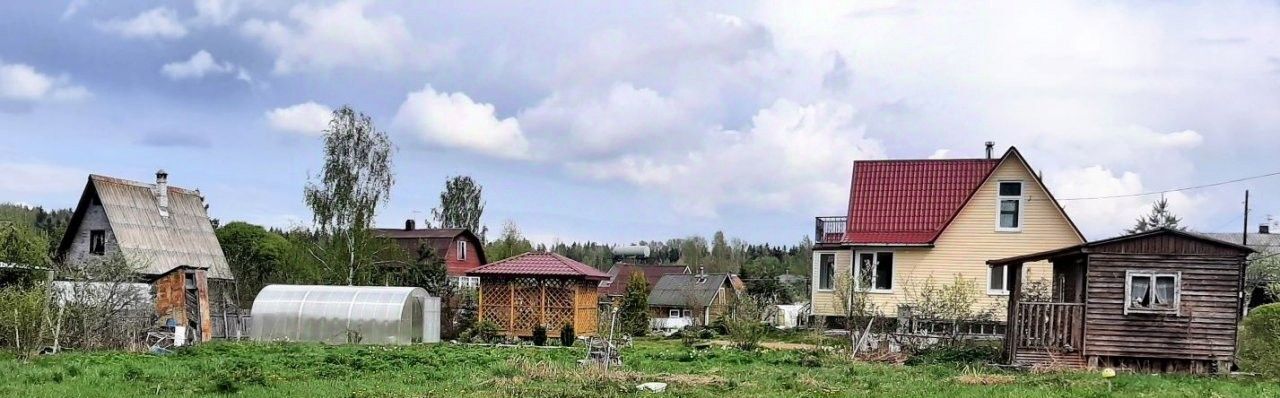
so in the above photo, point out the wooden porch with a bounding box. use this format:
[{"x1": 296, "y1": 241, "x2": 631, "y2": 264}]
[{"x1": 1009, "y1": 302, "x2": 1085, "y2": 367}]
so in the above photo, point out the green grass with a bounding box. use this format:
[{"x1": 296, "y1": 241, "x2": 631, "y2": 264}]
[{"x1": 0, "y1": 341, "x2": 1275, "y2": 397}]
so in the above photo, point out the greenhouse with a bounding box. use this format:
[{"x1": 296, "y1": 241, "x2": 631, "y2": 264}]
[{"x1": 249, "y1": 285, "x2": 440, "y2": 345}]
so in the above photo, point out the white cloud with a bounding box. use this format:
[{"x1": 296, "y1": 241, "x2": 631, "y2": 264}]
[
  {"x1": 61, "y1": 0, "x2": 88, "y2": 20},
  {"x1": 95, "y1": 7, "x2": 188, "y2": 40},
  {"x1": 519, "y1": 83, "x2": 695, "y2": 159},
  {"x1": 265, "y1": 102, "x2": 332, "y2": 136},
  {"x1": 568, "y1": 100, "x2": 885, "y2": 216},
  {"x1": 392, "y1": 85, "x2": 528, "y2": 159},
  {"x1": 0, "y1": 60, "x2": 90, "y2": 105},
  {"x1": 240, "y1": 0, "x2": 452, "y2": 74},
  {"x1": 927, "y1": 149, "x2": 951, "y2": 159},
  {"x1": 193, "y1": 0, "x2": 241, "y2": 26},
  {"x1": 1049, "y1": 166, "x2": 1202, "y2": 238},
  {"x1": 0, "y1": 162, "x2": 86, "y2": 196},
  {"x1": 161, "y1": 50, "x2": 236, "y2": 80}
]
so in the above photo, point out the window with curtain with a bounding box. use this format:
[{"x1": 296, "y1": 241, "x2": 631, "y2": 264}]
[
  {"x1": 1126, "y1": 271, "x2": 1180, "y2": 314},
  {"x1": 818, "y1": 253, "x2": 835, "y2": 290}
]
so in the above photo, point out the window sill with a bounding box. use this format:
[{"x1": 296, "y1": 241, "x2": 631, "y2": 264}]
[
  {"x1": 995, "y1": 228, "x2": 1022, "y2": 233},
  {"x1": 987, "y1": 290, "x2": 1010, "y2": 296},
  {"x1": 815, "y1": 288, "x2": 835, "y2": 293},
  {"x1": 861, "y1": 289, "x2": 894, "y2": 295},
  {"x1": 1124, "y1": 308, "x2": 1180, "y2": 316}
]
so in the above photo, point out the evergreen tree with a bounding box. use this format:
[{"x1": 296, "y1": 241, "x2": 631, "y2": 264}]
[
  {"x1": 1128, "y1": 197, "x2": 1185, "y2": 234},
  {"x1": 618, "y1": 272, "x2": 650, "y2": 336},
  {"x1": 430, "y1": 176, "x2": 487, "y2": 242}
]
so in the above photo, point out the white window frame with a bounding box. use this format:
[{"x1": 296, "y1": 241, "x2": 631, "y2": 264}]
[
  {"x1": 854, "y1": 251, "x2": 895, "y2": 293},
  {"x1": 814, "y1": 252, "x2": 837, "y2": 292},
  {"x1": 1124, "y1": 270, "x2": 1181, "y2": 315},
  {"x1": 682, "y1": 309, "x2": 692, "y2": 318},
  {"x1": 457, "y1": 240, "x2": 467, "y2": 260},
  {"x1": 987, "y1": 264, "x2": 1010, "y2": 295},
  {"x1": 669, "y1": 308, "x2": 681, "y2": 318},
  {"x1": 995, "y1": 181, "x2": 1025, "y2": 232},
  {"x1": 455, "y1": 276, "x2": 480, "y2": 289}
]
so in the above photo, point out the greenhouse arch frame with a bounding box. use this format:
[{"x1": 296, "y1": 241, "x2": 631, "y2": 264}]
[{"x1": 249, "y1": 285, "x2": 440, "y2": 345}]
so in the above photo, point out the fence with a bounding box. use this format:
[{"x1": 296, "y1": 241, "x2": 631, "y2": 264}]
[{"x1": 211, "y1": 311, "x2": 251, "y2": 340}]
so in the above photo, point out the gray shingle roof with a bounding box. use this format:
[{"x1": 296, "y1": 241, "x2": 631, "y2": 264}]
[
  {"x1": 647, "y1": 274, "x2": 728, "y2": 307},
  {"x1": 60, "y1": 175, "x2": 234, "y2": 280},
  {"x1": 1197, "y1": 232, "x2": 1280, "y2": 253}
]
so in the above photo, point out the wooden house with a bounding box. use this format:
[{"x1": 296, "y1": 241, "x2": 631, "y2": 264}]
[
  {"x1": 647, "y1": 271, "x2": 744, "y2": 330},
  {"x1": 598, "y1": 263, "x2": 690, "y2": 300},
  {"x1": 55, "y1": 171, "x2": 234, "y2": 343},
  {"x1": 372, "y1": 221, "x2": 487, "y2": 287},
  {"x1": 467, "y1": 251, "x2": 608, "y2": 337},
  {"x1": 988, "y1": 228, "x2": 1252, "y2": 373},
  {"x1": 811, "y1": 144, "x2": 1085, "y2": 322}
]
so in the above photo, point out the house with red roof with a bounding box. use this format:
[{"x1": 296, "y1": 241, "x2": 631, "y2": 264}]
[
  {"x1": 467, "y1": 251, "x2": 610, "y2": 337},
  {"x1": 372, "y1": 219, "x2": 486, "y2": 286},
  {"x1": 811, "y1": 144, "x2": 1085, "y2": 322}
]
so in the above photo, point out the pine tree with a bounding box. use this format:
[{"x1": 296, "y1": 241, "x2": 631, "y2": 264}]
[
  {"x1": 1128, "y1": 197, "x2": 1185, "y2": 234},
  {"x1": 618, "y1": 272, "x2": 650, "y2": 336}
]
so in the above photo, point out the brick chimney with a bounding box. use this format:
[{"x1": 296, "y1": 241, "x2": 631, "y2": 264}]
[
  {"x1": 405, "y1": 219, "x2": 416, "y2": 231},
  {"x1": 155, "y1": 169, "x2": 169, "y2": 217}
]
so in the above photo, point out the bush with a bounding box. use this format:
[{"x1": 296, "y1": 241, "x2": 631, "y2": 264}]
[
  {"x1": 905, "y1": 342, "x2": 1001, "y2": 365},
  {"x1": 1241, "y1": 303, "x2": 1280, "y2": 377},
  {"x1": 532, "y1": 325, "x2": 548, "y2": 346},
  {"x1": 472, "y1": 320, "x2": 501, "y2": 343},
  {"x1": 559, "y1": 323, "x2": 575, "y2": 347}
]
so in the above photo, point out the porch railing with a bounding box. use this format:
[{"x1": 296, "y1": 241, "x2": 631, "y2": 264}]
[
  {"x1": 1012, "y1": 302, "x2": 1083, "y2": 351},
  {"x1": 815, "y1": 216, "x2": 847, "y2": 244}
]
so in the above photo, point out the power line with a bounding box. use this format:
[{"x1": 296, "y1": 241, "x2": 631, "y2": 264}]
[{"x1": 1058, "y1": 170, "x2": 1280, "y2": 201}]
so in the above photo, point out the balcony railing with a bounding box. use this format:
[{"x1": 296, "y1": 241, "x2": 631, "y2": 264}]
[{"x1": 815, "y1": 216, "x2": 847, "y2": 244}]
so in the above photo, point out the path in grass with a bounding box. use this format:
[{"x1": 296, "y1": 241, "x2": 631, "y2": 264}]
[{"x1": 1, "y1": 341, "x2": 1276, "y2": 397}]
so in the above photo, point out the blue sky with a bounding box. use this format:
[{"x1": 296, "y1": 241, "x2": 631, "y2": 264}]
[{"x1": 2, "y1": 1, "x2": 1279, "y2": 245}]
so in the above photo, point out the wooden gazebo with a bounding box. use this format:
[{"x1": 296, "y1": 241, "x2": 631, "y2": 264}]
[
  {"x1": 466, "y1": 252, "x2": 609, "y2": 338},
  {"x1": 988, "y1": 228, "x2": 1252, "y2": 373}
]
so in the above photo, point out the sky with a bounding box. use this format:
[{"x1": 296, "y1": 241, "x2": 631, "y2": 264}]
[{"x1": 2, "y1": 0, "x2": 1279, "y2": 246}]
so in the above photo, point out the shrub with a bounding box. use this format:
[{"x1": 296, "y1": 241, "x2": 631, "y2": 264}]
[
  {"x1": 905, "y1": 342, "x2": 1001, "y2": 365},
  {"x1": 1241, "y1": 303, "x2": 1280, "y2": 377},
  {"x1": 472, "y1": 320, "x2": 501, "y2": 343},
  {"x1": 532, "y1": 325, "x2": 548, "y2": 346},
  {"x1": 559, "y1": 323, "x2": 575, "y2": 347}
]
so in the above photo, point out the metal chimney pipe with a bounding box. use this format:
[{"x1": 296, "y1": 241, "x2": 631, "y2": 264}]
[{"x1": 985, "y1": 141, "x2": 995, "y2": 159}]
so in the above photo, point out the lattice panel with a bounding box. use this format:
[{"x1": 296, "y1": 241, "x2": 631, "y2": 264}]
[
  {"x1": 545, "y1": 280, "x2": 574, "y2": 333},
  {"x1": 480, "y1": 278, "x2": 511, "y2": 329},
  {"x1": 513, "y1": 278, "x2": 541, "y2": 335}
]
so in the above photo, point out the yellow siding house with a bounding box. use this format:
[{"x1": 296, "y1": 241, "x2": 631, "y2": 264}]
[{"x1": 811, "y1": 145, "x2": 1085, "y2": 321}]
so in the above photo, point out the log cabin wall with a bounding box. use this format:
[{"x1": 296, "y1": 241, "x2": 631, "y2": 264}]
[{"x1": 1082, "y1": 234, "x2": 1248, "y2": 371}]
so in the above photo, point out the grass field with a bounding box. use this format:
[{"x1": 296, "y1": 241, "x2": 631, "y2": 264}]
[{"x1": 1, "y1": 340, "x2": 1276, "y2": 397}]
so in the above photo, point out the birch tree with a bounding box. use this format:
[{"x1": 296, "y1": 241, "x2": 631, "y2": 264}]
[
  {"x1": 303, "y1": 106, "x2": 395, "y2": 285},
  {"x1": 430, "y1": 175, "x2": 487, "y2": 241}
]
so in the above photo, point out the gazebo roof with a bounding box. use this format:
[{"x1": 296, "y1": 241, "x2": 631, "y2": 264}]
[{"x1": 465, "y1": 251, "x2": 610, "y2": 280}]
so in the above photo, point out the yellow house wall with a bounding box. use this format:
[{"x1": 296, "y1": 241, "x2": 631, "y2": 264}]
[{"x1": 812, "y1": 155, "x2": 1084, "y2": 319}]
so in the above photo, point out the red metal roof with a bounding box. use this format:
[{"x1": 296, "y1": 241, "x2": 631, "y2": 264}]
[
  {"x1": 845, "y1": 158, "x2": 999, "y2": 244},
  {"x1": 466, "y1": 251, "x2": 610, "y2": 280}
]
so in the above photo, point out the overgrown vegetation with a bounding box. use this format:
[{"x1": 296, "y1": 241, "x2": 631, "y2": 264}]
[
  {"x1": 1240, "y1": 302, "x2": 1280, "y2": 377},
  {"x1": 618, "y1": 273, "x2": 650, "y2": 337},
  {"x1": 1, "y1": 341, "x2": 1275, "y2": 397}
]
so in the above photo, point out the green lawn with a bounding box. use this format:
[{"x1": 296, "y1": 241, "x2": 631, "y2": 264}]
[{"x1": 0, "y1": 340, "x2": 1275, "y2": 397}]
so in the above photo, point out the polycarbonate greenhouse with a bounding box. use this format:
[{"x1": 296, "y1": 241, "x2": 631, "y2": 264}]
[{"x1": 249, "y1": 285, "x2": 440, "y2": 345}]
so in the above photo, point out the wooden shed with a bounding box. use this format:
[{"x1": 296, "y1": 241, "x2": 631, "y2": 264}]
[
  {"x1": 988, "y1": 228, "x2": 1252, "y2": 373},
  {"x1": 467, "y1": 252, "x2": 609, "y2": 338}
]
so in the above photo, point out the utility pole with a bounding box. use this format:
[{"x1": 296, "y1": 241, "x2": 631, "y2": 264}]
[{"x1": 1243, "y1": 190, "x2": 1250, "y2": 247}]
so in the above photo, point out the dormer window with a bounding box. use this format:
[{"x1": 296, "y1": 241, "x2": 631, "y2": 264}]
[{"x1": 997, "y1": 181, "x2": 1024, "y2": 231}]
